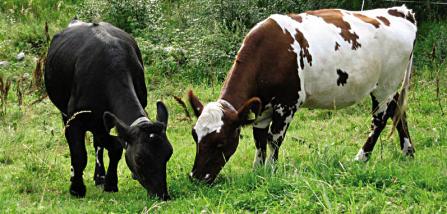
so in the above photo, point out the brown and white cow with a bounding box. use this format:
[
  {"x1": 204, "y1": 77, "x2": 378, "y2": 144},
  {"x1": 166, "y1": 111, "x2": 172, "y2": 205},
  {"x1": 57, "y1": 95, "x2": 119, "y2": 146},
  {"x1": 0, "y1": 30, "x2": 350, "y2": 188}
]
[{"x1": 188, "y1": 6, "x2": 417, "y2": 183}]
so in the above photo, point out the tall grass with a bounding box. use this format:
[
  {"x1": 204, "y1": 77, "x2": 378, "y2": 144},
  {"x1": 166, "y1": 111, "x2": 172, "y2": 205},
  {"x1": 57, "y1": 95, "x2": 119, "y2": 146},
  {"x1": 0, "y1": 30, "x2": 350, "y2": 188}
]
[{"x1": 0, "y1": 0, "x2": 446, "y2": 212}]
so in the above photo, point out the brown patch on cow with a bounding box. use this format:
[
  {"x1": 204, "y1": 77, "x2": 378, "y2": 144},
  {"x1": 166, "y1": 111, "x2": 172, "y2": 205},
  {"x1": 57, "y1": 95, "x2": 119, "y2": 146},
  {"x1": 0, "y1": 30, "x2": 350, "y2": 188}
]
[
  {"x1": 335, "y1": 42, "x2": 340, "y2": 51},
  {"x1": 406, "y1": 12, "x2": 416, "y2": 24},
  {"x1": 288, "y1": 14, "x2": 302, "y2": 23},
  {"x1": 388, "y1": 9, "x2": 405, "y2": 18},
  {"x1": 307, "y1": 9, "x2": 361, "y2": 50},
  {"x1": 388, "y1": 9, "x2": 416, "y2": 25},
  {"x1": 376, "y1": 16, "x2": 390, "y2": 26},
  {"x1": 354, "y1": 13, "x2": 380, "y2": 28},
  {"x1": 295, "y1": 29, "x2": 312, "y2": 69}
]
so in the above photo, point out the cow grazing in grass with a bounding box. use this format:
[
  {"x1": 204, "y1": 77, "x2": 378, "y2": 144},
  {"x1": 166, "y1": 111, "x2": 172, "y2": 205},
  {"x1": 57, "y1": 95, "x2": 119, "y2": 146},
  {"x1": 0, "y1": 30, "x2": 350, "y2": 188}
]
[
  {"x1": 45, "y1": 20, "x2": 173, "y2": 200},
  {"x1": 188, "y1": 6, "x2": 417, "y2": 183}
]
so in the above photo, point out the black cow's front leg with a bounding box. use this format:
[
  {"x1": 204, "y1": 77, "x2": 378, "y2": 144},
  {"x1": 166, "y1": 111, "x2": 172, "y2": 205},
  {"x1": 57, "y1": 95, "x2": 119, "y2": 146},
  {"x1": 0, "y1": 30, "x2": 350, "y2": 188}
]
[
  {"x1": 93, "y1": 135, "x2": 106, "y2": 186},
  {"x1": 65, "y1": 125, "x2": 87, "y2": 197},
  {"x1": 103, "y1": 135, "x2": 123, "y2": 192}
]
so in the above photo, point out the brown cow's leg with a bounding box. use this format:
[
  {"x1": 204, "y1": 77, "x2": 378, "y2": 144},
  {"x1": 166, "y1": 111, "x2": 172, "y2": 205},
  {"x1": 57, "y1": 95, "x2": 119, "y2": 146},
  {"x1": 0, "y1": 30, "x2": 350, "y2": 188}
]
[
  {"x1": 252, "y1": 106, "x2": 273, "y2": 168},
  {"x1": 253, "y1": 127, "x2": 269, "y2": 167},
  {"x1": 356, "y1": 93, "x2": 415, "y2": 161},
  {"x1": 356, "y1": 94, "x2": 396, "y2": 161},
  {"x1": 393, "y1": 93, "x2": 415, "y2": 156},
  {"x1": 266, "y1": 104, "x2": 297, "y2": 164},
  {"x1": 396, "y1": 112, "x2": 415, "y2": 156},
  {"x1": 65, "y1": 123, "x2": 87, "y2": 197}
]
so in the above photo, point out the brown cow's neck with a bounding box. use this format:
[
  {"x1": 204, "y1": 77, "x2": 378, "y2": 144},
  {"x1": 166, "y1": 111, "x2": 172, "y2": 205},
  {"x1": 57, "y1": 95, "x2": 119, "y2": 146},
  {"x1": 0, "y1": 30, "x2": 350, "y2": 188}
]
[{"x1": 219, "y1": 61, "x2": 257, "y2": 110}]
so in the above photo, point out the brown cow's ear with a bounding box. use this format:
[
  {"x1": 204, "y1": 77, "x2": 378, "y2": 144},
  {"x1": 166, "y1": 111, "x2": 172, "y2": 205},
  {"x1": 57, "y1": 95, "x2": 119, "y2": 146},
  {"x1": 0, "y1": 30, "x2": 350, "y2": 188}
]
[
  {"x1": 237, "y1": 97, "x2": 262, "y2": 126},
  {"x1": 188, "y1": 90, "x2": 203, "y2": 117}
]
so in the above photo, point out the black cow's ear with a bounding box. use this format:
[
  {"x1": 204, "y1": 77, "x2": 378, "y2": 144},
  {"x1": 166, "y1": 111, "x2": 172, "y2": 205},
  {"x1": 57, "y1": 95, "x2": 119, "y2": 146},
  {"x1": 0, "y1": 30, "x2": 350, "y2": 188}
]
[
  {"x1": 156, "y1": 101, "x2": 169, "y2": 127},
  {"x1": 103, "y1": 112, "x2": 133, "y2": 146},
  {"x1": 188, "y1": 90, "x2": 203, "y2": 118},
  {"x1": 237, "y1": 97, "x2": 262, "y2": 126}
]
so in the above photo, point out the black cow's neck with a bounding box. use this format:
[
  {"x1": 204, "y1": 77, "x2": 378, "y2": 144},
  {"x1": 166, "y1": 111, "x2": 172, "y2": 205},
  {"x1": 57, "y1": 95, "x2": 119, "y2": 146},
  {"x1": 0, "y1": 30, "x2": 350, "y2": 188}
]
[{"x1": 109, "y1": 84, "x2": 147, "y2": 126}]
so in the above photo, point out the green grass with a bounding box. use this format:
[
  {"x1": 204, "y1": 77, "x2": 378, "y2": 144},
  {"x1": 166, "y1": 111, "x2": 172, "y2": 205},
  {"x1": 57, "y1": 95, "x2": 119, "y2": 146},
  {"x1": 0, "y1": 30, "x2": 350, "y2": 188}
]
[
  {"x1": 0, "y1": 73, "x2": 446, "y2": 213},
  {"x1": 1, "y1": 0, "x2": 447, "y2": 213}
]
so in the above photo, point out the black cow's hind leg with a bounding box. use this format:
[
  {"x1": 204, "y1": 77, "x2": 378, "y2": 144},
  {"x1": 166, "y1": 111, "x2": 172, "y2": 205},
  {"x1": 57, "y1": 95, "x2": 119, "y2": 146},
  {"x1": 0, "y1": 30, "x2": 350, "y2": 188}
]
[
  {"x1": 103, "y1": 135, "x2": 123, "y2": 192},
  {"x1": 93, "y1": 135, "x2": 106, "y2": 186},
  {"x1": 65, "y1": 124, "x2": 87, "y2": 197}
]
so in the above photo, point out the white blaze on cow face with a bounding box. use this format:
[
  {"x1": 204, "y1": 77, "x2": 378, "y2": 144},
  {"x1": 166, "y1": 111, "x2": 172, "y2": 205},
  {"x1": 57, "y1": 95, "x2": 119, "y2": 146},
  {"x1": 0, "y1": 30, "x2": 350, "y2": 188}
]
[{"x1": 194, "y1": 102, "x2": 225, "y2": 142}]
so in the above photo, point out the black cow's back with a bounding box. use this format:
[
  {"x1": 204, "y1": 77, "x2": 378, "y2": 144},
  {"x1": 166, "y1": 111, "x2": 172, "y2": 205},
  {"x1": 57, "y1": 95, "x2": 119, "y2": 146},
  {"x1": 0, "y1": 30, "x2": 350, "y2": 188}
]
[{"x1": 45, "y1": 22, "x2": 147, "y2": 118}]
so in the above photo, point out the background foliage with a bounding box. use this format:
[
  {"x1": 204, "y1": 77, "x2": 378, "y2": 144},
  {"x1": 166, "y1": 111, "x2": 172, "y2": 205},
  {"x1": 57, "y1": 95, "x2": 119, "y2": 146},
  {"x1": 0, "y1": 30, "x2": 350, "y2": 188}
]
[{"x1": 0, "y1": 0, "x2": 446, "y2": 213}]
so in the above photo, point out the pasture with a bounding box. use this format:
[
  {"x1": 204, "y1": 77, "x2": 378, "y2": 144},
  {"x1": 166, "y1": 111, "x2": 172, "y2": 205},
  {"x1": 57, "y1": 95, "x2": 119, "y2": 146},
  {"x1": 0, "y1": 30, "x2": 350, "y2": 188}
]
[{"x1": 1, "y1": 0, "x2": 446, "y2": 213}]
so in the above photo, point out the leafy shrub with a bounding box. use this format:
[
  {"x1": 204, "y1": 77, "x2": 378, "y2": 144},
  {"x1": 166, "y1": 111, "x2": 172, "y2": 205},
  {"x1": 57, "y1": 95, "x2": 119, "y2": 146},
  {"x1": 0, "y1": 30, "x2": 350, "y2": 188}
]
[{"x1": 78, "y1": 0, "x2": 162, "y2": 34}]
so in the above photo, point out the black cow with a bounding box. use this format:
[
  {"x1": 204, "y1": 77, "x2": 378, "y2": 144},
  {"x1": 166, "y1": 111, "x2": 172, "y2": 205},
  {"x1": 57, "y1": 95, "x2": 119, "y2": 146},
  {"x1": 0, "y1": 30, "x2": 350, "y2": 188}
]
[{"x1": 44, "y1": 20, "x2": 173, "y2": 200}]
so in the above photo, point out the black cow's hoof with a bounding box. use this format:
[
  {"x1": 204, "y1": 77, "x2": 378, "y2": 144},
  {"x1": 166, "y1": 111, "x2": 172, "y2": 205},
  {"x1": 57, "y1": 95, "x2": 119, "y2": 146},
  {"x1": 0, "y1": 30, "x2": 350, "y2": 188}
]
[
  {"x1": 70, "y1": 182, "x2": 86, "y2": 197},
  {"x1": 94, "y1": 175, "x2": 106, "y2": 186},
  {"x1": 104, "y1": 184, "x2": 118, "y2": 192}
]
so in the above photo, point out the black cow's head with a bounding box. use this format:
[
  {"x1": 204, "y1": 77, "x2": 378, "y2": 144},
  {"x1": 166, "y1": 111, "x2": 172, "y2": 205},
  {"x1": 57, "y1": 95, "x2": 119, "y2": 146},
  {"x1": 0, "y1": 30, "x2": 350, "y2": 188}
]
[
  {"x1": 104, "y1": 101, "x2": 173, "y2": 200},
  {"x1": 188, "y1": 90, "x2": 261, "y2": 184}
]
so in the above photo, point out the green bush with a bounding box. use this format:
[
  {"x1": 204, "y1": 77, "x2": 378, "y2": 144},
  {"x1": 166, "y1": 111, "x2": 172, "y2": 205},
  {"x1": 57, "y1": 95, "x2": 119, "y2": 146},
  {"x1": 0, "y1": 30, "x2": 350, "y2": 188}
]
[{"x1": 78, "y1": 0, "x2": 162, "y2": 34}]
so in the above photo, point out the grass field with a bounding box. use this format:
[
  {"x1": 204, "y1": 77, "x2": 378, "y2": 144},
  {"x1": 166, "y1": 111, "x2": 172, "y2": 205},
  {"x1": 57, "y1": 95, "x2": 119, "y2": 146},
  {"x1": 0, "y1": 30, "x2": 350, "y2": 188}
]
[{"x1": 1, "y1": 0, "x2": 447, "y2": 213}]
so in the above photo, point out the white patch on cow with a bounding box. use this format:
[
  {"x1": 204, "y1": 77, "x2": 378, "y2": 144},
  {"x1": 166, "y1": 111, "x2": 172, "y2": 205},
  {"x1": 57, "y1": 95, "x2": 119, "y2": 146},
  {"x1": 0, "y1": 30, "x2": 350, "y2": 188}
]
[
  {"x1": 402, "y1": 138, "x2": 412, "y2": 155},
  {"x1": 95, "y1": 147, "x2": 101, "y2": 167},
  {"x1": 354, "y1": 149, "x2": 369, "y2": 161},
  {"x1": 276, "y1": 105, "x2": 285, "y2": 116},
  {"x1": 266, "y1": 143, "x2": 276, "y2": 164},
  {"x1": 194, "y1": 102, "x2": 225, "y2": 142},
  {"x1": 272, "y1": 113, "x2": 294, "y2": 142},
  {"x1": 70, "y1": 166, "x2": 74, "y2": 177},
  {"x1": 269, "y1": 8, "x2": 416, "y2": 111},
  {"x1": 253, "y1": 149, "x2": 264, "y2": 167},
  {"x1": 253, "y1": 103, "x2": 273, "y2": 129},
  {"x1": 204, "y1": 173, "x2": 211, "y2": 180}
]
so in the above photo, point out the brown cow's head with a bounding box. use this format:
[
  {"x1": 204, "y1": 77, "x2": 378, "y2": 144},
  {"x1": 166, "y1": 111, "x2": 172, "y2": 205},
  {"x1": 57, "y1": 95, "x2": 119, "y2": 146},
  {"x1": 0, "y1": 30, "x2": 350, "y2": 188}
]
[
  {"x1": 104, "y1": 101, "x2": 173, "y2": 200},
  {"x1": 188, "y1": 90, "x2": 261, "y2": 183}
]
